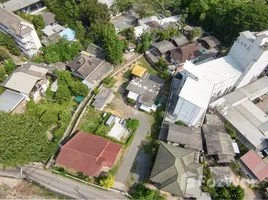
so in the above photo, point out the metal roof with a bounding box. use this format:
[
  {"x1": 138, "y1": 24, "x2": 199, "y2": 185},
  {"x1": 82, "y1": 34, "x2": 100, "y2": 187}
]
[
  {"x1": 92, "y1": 88, "x2": 114, "y2": 110},
  {"x1": 2, "y1": 0, "x2": 40, "y2": 12},
  {"x1": 0, "y1": 90, "x2": 24, "y2": 112},
  {"x1": 40, "y1": 12, "x2": 55, "y2": 26},
  {"x1": 131, "y1": 65, "x2": 147, "y2": 77},
  {"x1": 171, "y1": 35, "x2": 189, "y2": 46},
  {"x1": 150, "y1": 142, "x2": 203, "y2": 198},
  {"x1": 152, "y1": 40, "x2": 176, "y2": 54}
]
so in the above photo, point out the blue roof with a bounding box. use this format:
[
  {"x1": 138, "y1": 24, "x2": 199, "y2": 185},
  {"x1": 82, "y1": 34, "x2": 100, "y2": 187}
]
[
  {"x1": 0, "y1": 90, "x2": 25, "y2": 112},
  {"x1": 59, "y1": 28, "x2": 76, "y2": 41}
]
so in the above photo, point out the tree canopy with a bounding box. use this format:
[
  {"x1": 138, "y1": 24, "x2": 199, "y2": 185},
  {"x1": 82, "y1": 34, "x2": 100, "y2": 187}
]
[
  {"x1": 0, "y1": 32, "x2": 20, "y2": 56},
  {"x1": 126, "y1": 119, "x2": 140, "y2": 131},
  {"x1": 131, "y1": 183, "x2": 165, "y2": 200}
]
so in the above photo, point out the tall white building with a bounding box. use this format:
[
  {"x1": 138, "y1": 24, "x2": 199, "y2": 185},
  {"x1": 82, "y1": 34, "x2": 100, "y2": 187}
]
[
  {"x1": 172, "y1": 30, "x2": 268, "y2": 127},
  {"x1": 0, "y1": 7, "x2": 42, "y2": 57}
]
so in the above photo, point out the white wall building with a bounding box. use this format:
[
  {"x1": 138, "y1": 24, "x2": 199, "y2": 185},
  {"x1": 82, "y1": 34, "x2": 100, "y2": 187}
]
[
  {"x1": 172, "y1": 30, "x2": 268, "y2": 127},
  {"x1": 0, "y1": 7, "x2": 42, "y2": 57}
]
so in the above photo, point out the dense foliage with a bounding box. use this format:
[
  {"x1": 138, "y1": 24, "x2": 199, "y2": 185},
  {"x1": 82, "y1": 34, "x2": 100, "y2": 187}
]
[
  {"x1": 3, "y1": 59, "x2": 16, "y2": 75},
  {"x1": 55, "y1": 70, "x2": 89, "y2": 103},
  {"x1": 99, "y1": 174, "x2": 115, "y2": 188},
  {"x1": 0, "y1": 110, "x2": 57, "y2": 166},
  {"x1": 35, "y1": 38, "x2": 82, "y2": 64},
  {"x1": 136, "y1": 32, "x2": 153, "y2": 53},
  {"x1": 202, "y1": 164, "x2": 245, "y2": 200},
  {"x1": 130, "y1": 183, "x2": 165, "y2": 200},
  {"x1": 126, "y1": 119, "x2": 140, "y2": 131},
  {"x1": 0, "y1": 32, "x2": 20, "y2": 56},
  {"x1": 44, "y1": 0, "x2": 124, "y2": 64}
]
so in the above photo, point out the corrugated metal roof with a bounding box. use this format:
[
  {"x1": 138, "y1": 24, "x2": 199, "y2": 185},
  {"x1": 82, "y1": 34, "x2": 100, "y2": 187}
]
[
  {"x1": 2, "y1": 0, "x2": 40, "y2": 12},
  {"x1": 131, "y1": 65, "x2": 147, "y2": 77},
  {"x1": 179, "y1": 77, "x2": 213, "y2": 109},
  {"x1": 0, "y1": 90, "x2": 24, "y2": 112}
]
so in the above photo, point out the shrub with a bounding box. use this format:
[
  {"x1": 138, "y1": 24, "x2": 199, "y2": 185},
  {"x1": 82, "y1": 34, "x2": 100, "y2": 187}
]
[
  {"x1": 93, "y1": 88, "x2": 99, "y2": 95},
  {"x1": 127, "y1": 98, "x2": 136, "y2": 104},
  {"x1": 175, "y1": 120, "x2": 186, "y2": 126},
  {"x1": 126, "y1": 119, "x2": 140, "y2": 131},
  {"x1": 99, "y1": 174, "x2": 114, "y2": 188}
]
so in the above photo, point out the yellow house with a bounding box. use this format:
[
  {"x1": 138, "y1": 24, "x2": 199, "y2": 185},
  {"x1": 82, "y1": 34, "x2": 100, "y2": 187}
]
[{"x1": 131, "y1": 65, "x2": 147, "y2": 77}]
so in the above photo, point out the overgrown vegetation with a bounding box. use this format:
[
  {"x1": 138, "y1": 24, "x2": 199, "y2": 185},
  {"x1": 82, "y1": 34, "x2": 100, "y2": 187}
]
[
  {"x1": 130, "y1": 183, "x2": 165, "y2": 200},
  {"x1": 99, "y1": 174, "x2": 115, "y2": 188},
  {"x1": 225, "y1": 122, "x2": 249, "y2": 156},
  {"x1": 33, "y1": 38, "x2": 82, "y2": 64},
  {"x1": 175, "y1": 120, "x2": 186, "y2": 126},
  {"x1": 202, "y1": 164, "x2": 245, "y2": 200},
  {"x1": 102, "y1": 77, "x2": 116, "y2": 88},
  {"x1": 126, "y1": 119, "x2": 140, "y2": 131},
  {"x1": 0, "y1": 32, "x2": 20, "y2": 56}
]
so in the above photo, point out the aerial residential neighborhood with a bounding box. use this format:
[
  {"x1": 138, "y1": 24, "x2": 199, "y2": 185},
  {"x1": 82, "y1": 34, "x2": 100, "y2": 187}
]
[{"x1": 0, "y1": 0, "x2": 268, "y2": 200}]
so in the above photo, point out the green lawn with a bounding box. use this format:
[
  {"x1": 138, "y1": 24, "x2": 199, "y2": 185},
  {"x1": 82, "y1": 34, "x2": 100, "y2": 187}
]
[
  {"x1": 136, "y1": 56, "x2": 158, "y2": 75},
  {"x1": 78, "y1": 106, "x2": 103, "y2": 133}
]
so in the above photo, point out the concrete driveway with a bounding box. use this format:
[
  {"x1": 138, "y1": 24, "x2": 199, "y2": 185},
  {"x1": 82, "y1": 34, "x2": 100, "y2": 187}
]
[{"x1": 107, "y1": 97, "x2": 153, "y2": 190}]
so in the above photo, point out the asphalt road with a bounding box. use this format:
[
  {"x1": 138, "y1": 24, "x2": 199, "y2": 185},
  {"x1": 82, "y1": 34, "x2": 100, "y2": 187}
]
[
  {"x1": 115, "y1": 111, "x2": 152, "y2": 187},
  {"x1": 1, "y1": 167, "x2": 125, "y2": 199}
]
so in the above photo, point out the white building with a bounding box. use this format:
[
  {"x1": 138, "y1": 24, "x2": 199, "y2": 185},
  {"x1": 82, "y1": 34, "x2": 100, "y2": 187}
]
[
  {"x1": 0, "y1": 7, "x2": 42, "y2": 57},
  {"x1": 172, "y1": 31, "x2": 268, "y2": 127}
]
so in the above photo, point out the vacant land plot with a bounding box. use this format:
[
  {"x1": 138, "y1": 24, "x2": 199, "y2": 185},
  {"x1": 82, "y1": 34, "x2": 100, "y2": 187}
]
[{"x1": 136, "y1": 57, "x2": 158, "y2": 75}]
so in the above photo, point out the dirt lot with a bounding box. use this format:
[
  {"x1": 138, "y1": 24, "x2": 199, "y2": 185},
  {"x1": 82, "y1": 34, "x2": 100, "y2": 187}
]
[{"x1": 0, "y1": 177, "x2": 63, "y2": 199}]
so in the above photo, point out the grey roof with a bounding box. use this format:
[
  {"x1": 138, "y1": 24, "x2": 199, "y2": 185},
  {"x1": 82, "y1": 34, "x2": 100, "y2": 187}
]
[
  {"x1": 67, "y1": 53, "x2": 103, "y2": 79},
  {"x1": 199, "y1": 36, "x2": 221, "y2": 48},
  {"x1": 86, "y1": 43, "x2": 106, "y2": 60},
  {"x1": 150, "y1": 141, "x2": 203, "y2": 197},
  {"x1": 171, "y1": 35, "x2": 189, "y2": 47},
  {"x1": 126, "y1": 77, "x2": 163, "y2": 107},
  {"x1": 2, "y1": 63, "x2": 48, "y2": 95},
  {"x1": 205, "y1": 114, "x2": 224, "y2": 126},
  {"x1": 40, "y1": 12, "x2": 56, "y2": 26},
  {"x1": 216, "y1": 76, "x2": 268, "y2": 149},
  {"x1": 0, "y1": 7, "x2": 33, "y2": 36},
  {"x1": 209, "y1": 166, "x2": 232, "y2": 182},
  {"x1": 152, "y1": 40, "x2": 176, "y2": 54},
  {"x1": 50, "y1": 79, "x2": 58, "y2": 93},
  {"x1": 2, "y1": 0, "x2": 40, "y2": 12},
  {"x1": 92, "y1": 88, "x2": 114, "y2": 110},
  {"x1": 41, "y1": 32, "x2": 61, "y2": 46},
  {"x1": 84, "y1": 61, "x2": 113, "y2": 86},
  {"x1": 0, "y1": 90, "x2": 25, "y2": 112},
  {"x1": 159, "y1": 122, "x2": 203, "y2": 151},
  {"x1": 204, "y1": 131, "x2": 235, "y2": 163}
]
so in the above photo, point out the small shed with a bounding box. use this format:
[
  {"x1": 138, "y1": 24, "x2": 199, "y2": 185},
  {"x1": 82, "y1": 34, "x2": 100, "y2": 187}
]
[
  {"x1": 106, "y1": 115, "x2": 116, "y2": 126},
  {"x1": 131, "y1": 65, "x2": 147, "y2": 78},
  {"x1": 199, "y1": 36, "x2": 221, "y2": 49}
]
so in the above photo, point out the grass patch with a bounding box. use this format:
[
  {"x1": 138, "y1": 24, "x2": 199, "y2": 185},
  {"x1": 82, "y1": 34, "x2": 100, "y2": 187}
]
[{"x1": 136, "y1": 57, "x2": 158, "y2": 75}]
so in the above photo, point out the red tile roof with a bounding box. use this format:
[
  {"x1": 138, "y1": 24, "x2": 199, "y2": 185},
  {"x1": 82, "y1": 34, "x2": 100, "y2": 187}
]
[
  {"x1": 241, "y1": 150, "x2": 268, "y2": 181},
  {"x1": 56, "y1": 131, "x2": 122, "y2": 177}
]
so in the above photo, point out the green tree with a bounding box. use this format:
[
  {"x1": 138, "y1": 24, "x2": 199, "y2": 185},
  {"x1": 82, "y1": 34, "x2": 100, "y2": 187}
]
[
  {"x1": 99, "y1": 174, "x2": 115, "y2": 188},
  {"x1": 188, "y1": 27, "x2": 203, "y2": 41},
  {"x1": 136, "y1": 32, "x2": 153, "y2": 53},
  {"x1": 131, "y1": 183, "x2": 165, "y2": 200},
  {"x1": 155, "y1": 57, "x2": 168, "y2": 70},
  {"x1": 90, "y1": 22, "x2": 124, "y2": 64},
  {"x1": 3, "y1": 59, "x2": 16, "y2": 75},
  {"x1": 126, "y1": 119, "x2": 140, "y2": 131},
  {"x1": 55, "y1": 85, "x2": 71, "y2": 104},
  {"x1": 75, "y1": 21, "x2": 86, "y2": 41},
  {"x1": 111, "y1": 0, "x2": 133, "y2": 14},
  {"x1": 79, "y1": 0, "x2": 110, "y2": 26},
  {"x1": 93, "y1": 88, "x2": 99, "y2": 95},
  {"x1": 70, "y1": 81, "x2": 89, "y2": 97},
  {"x1": 0, "y1": 32, "x2": 20, "y2": 56},
  {"x1": 0, "y1": 67, "x2": 6, "y2": 82},
  {"x1": 120, "y1": 27, "x2": 135, "y2": 42},
  {"x1": 156, "y1": 25, "x2": 180, "y2": 41}
]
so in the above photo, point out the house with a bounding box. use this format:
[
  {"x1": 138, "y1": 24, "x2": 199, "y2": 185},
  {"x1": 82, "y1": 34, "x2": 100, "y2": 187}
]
[
  {"x1": 212, "y1": 76, "x2": 268, "y2": 150},
  {"x1": 170, "y1": 35, "x2": 189, "y2": 47},
  {"x1": 203, "y1": 126, "x2": 235, "y2": 164},
  {"x1": 131, "y1": 65, "x2": 147, "y2": 78},
  {"x1": 0, "y1": 90, "x2": 25, "y2": 113},
  {"x1": 198, "y1": 35, "x2": 221, "y2": 49},
  {"x1": 168, "y1": 43, "x2": 203, "y2": 66},
  {"x1": 1, "y1": 63, "x2": 49, "y2": 100},
  {"x1": 92, "y1": 88, "x2": 114, "y2": 110},
  {"x1": 42, "y1": 24, "x2": 65, "y2": 37},
  {"x1": 56, "y1": 131, "x2": 122, "y2": 177},
  {"x1": 240, "y1": 150, "x2": 268, "y2": 181},
  {"x1": 159, "y1": 122, "x2": 203, "y2": 151},
  {"x1": 126, "y1": 75, "x2": 164, "y2": 112},
  {"x1": 39, "y1": 11, "x2": 56, "y2": 26},
  {"x1": 41, "y1": 32, "x2": 61, "y2": 46},
  {"x1": 1, "y1": 0, "x2": 45, "y2": 13},
  {"x1": 86, "y1": 43, "x2": 105, "y2": 60},
  {"x1": 209, "y1": 166, "x2": 233, "y2": 187},
  {"x1": 172, "y1": 30, "x2": 268, "y2": 127},
  {"x1": 66, "y1": 51, "x2": 113, "y2": 89},
  {"x1": 151, "y1": 40, "x2": 176, "y2": 56},
  {"x1": 150, "y1": 141, "x2": 203, "y2": 198},
  {"x1": 0, "y1": 7, "x2": 42, "y2": 57}
]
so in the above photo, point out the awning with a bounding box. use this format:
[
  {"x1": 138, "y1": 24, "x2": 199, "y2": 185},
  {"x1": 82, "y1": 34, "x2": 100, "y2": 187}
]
[
  {"x1": 232, "y1": 142, "x2": 240, "y2": 154},
  {"x1": 127, "y1": 91, "x2": 139, "y2": 100}
]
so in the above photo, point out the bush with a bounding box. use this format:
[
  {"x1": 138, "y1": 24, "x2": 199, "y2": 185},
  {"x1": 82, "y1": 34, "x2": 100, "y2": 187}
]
[
  {"x1": 102, "y1": 77, "x2": 116, "y2": 88},
  {"x1": 126, "y1": 119, "x2": 140, "y2": 131},
  {"x1": 188, "y1": 28, "x2": 203, "y2": 41},
  {"x1": 0, "y1": 32, "x2": 21, "y2": 56},
  {"x1": 0, "y1": 49, "x2": 10, "y2": 60},
  {"x1": 55, "y1": 85, "x2": 71, "y2": 104},
  {"x1": 175, "y1": 120, "x2": 186, "y2": 126},
  {"x1": 93, "y1": 88, "x2": 99, "y2": 95},
  {"x1": 99, "y1": 174, "x2": 114, "y2": 188},
  {"x1": 3, "y1": 59, "x2": 16, "y2": 75},
  {"x1": 131, "y1": 183, "x2": 165, "y2": 200},
  {"x1": 127, "y1": 98, "x2": 136, "y2": 104}
]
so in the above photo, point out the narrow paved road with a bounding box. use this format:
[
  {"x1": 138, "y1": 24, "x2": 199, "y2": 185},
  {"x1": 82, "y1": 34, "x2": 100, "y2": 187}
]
[
  {"x1": 115, "y1": 110, "x2": 152, "y2": 188},
  {"x1": 0, "y1": 167, "x2": 125, "y2": 199}
]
